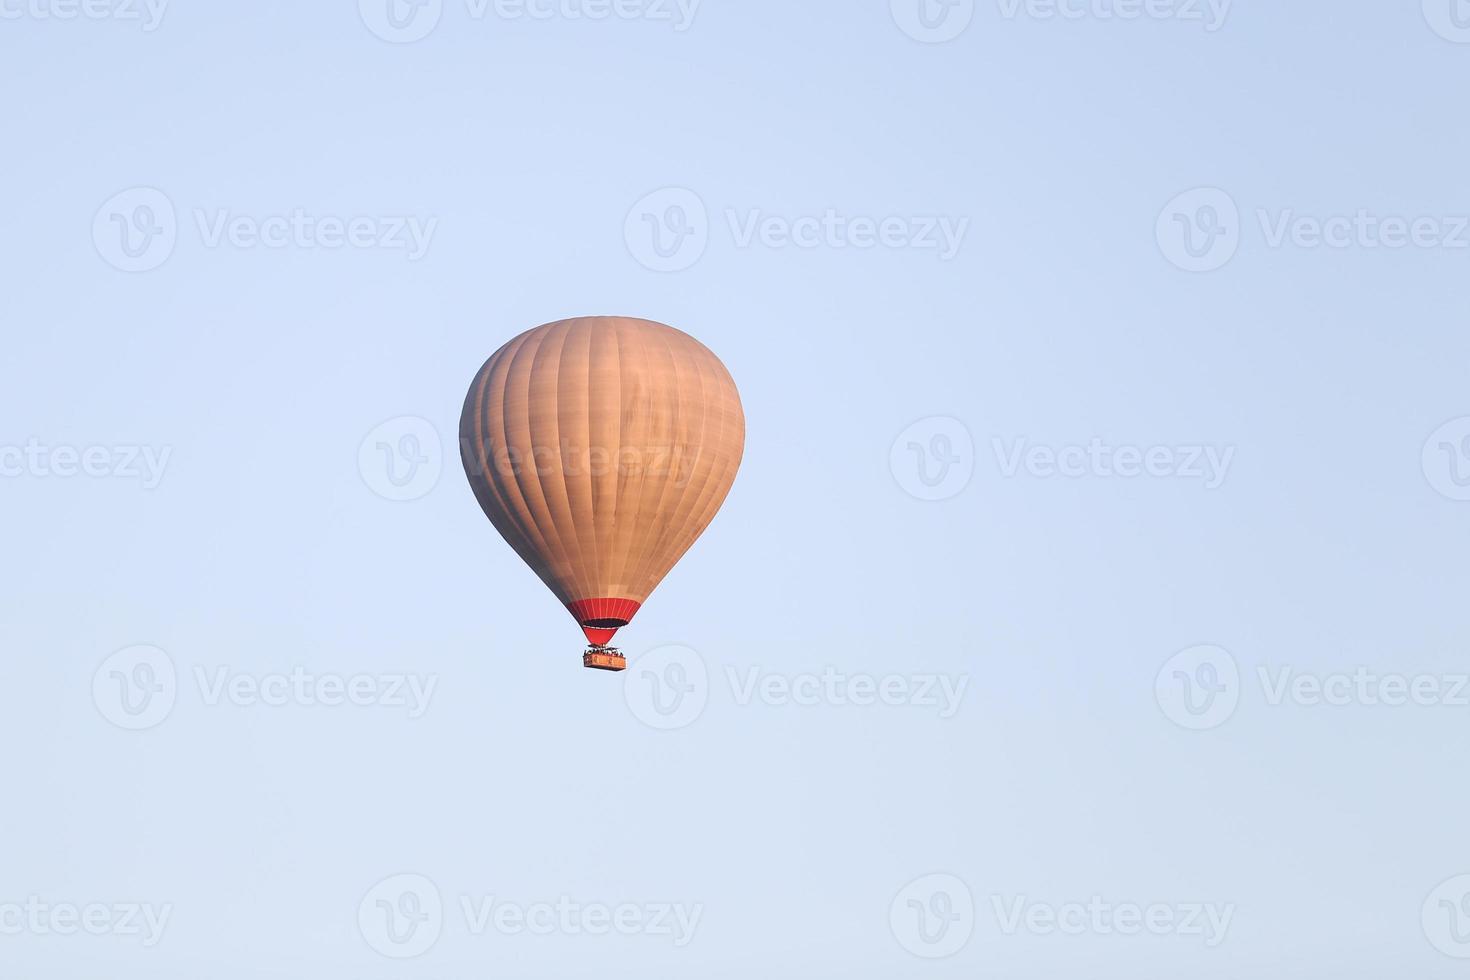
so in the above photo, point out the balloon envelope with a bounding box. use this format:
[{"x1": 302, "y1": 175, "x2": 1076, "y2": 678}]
[{"x1": 460, "y1": 316, "x2": 745, "y2": 650}]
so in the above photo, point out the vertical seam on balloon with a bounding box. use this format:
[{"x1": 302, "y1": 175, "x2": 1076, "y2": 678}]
[
  {"x1": 489, "y1": 333, "x2": 561, "y2": 595},
  {"x1": 667, "y1": 352, "x2": 735, "y2": 599},
  {"x1": 531, "y1": 320, "x2": 588, "y2": 604},
  {"x1": 469, "y1": 337, "x2": 552, "y2": 591},
  {"x1": 604, "y1": 322, "x2": 626, "y2": 602},
  {"x1": 626, "y1": 327, "x2": 705, "y2": 599},
  {"x1": 612, "y1": 320, "x2": 656, "y2": 602},
  {"x1": 546, "y1": 319, "x2": 593, "y2": 603},
  {"x1": 624, "y1": 324, "x2": 695, "y2": 600},
  {"x1": 504, "y1": 327, "x2": 579, "y2": 604},
  {"x1": 584, "y1": 320, "x2": 605, "y2": 598},
  {"x1": 668, "y1": 355, "x2": 744, "y2": 589}
]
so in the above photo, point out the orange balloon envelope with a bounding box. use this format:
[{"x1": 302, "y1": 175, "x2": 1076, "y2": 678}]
[{"x1": 460, "y1": 316, "x2": 745, "y2": 669}]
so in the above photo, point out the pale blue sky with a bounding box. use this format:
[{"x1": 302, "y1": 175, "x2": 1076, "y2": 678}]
[{"x1": 3, "y1": 2, "x2": 1470, "y2": 977}]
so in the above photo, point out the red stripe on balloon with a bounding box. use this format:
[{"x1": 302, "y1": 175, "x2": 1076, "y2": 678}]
[{"x1": 566, "y1": 597, "x2": 641, "y2": 646}]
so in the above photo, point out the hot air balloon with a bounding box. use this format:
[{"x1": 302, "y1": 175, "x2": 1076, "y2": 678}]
[{"x1": 460, "y1": 316, "x2": 745, "y2": 671}]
